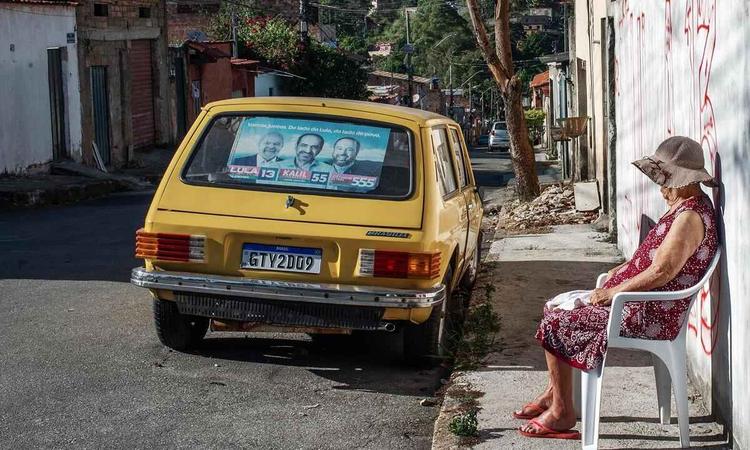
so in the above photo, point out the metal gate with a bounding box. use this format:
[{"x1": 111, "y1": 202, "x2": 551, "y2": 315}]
[
  {"x1": 91, "y1": 66, "x2": 111, "y2": 166},
  {"x1": 130, "y1": 40, "x2": 155, "y2": 148},
  {"x1": 47, "y1": 47, "x2": 67, "y2": 160},
  {"x1": 174, "y1": 55, "x2": 187, "y2": 139}
]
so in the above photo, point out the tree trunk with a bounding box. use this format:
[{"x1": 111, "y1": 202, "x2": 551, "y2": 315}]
[
  {"x1": 503, "y1": 76, "x2": 540, "y2": 200},
  {"x1": 465, "y1": 0, "x2": 541, "y2": 201}
]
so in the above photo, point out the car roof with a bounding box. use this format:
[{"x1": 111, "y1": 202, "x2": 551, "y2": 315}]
[{"x1": 204, "y1": 97, "x2": 456, "y2": 127}]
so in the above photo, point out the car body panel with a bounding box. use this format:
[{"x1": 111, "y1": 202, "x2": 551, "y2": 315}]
[{"x1": 136, "y1": 97, "x2": 483, "y2": 327}]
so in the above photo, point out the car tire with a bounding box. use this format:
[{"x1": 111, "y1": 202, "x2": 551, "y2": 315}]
[
  {"x1": 460, "y1": 230, "x2": 483, "y2": 291},
  {"x1": 403, "y1": 266, "x2": 459, "y2": 363},
  {"x1": 153, "y1": 299, "x2": 209, "y2": 351}
]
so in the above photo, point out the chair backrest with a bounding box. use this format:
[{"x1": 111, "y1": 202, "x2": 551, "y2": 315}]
[{"x1": 678, "y1": 247, "x2": 722, "y2": 336}]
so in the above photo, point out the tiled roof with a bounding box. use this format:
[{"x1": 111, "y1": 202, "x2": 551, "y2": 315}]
[
  {"x1": 230, "y1": 58, "x2": 260, "y2": 66},
  {"x1": 529, "y1": 70, "x2": 550, "y2": 88}
]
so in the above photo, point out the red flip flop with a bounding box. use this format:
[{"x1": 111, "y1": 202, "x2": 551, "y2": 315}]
[
  {"x1": 518, "y1": 418, "x2": 581, "y2": 440},
  {"x1": 512, "y1": 402, "x2": 547, "y2": 419}
]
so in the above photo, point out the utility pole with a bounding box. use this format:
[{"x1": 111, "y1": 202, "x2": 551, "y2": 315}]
[
  {"x1": 231, "y1": 7, "x2": 238, "y2": 58},
  {"x1": 404, "y1": 8, "x2": 415, "y2": 108},
  {"x1": 449, "y1": 63, "x2": 454, "y2": 118},
  {"x1": 299, "y1": 0, "x2": 309, "y2": 50}
]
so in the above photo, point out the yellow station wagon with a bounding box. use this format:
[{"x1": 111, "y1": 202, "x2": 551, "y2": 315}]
[{"x1": 131, "y1": 97, "x2": 483, "y2": 359}]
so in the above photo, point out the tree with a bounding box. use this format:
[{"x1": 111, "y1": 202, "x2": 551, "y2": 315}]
[
  {"x1": 287, "y1": 43, "x2": 370, "y2": 100},
  {"x1": 465, "y1": 0, "x2": 540, "y2": 200},
  {"x1": 371, "y1": 0, "x2": 486, "y2": 106},
  {"x1": 209, "y1": 13, "x2": 369, "y2": 99}
]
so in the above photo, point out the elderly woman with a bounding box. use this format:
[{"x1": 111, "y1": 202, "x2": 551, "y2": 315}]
[{"x1": 517, "y1": 136, "x2": 719, "y2": 439}]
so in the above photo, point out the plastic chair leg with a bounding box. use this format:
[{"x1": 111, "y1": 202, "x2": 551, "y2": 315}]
[
  {"x1": 667, "y1": 351, "x2": 690, "y2": 448},
  {"x1": 573, "y1": 368, "x2": 582, "y2": 419},
  {"x1": 652, "y1": 353, "x2": 672, "y2": 425},
  {"x1": 581, "y1": 364, "x2": 604, "y2": 450}
]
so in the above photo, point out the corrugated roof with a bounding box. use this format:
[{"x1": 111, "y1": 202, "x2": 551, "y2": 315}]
[{"x1": 369, "y1": 70, "x2": 432, "y2": 85}]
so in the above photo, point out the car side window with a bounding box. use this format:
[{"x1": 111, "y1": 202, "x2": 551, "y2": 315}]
[
  {"x1": 430, "y1": 128, "x2": 458, "y2": 197},
  {"x1": 448, "y1": 128, "x2": 468, "y2": 188}
]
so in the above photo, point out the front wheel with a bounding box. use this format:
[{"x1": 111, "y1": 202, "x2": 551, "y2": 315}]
[
  {"x1": 460, "y1": 231, "x2": 483, "y2": 291},
  {"x1": 153, "y1": 299, "x2": 209, "y2": 351}
]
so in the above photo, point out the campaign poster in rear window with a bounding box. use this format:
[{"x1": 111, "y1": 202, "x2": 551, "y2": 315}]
[{"x1": 226, "y1": 116, "x2": 391, "y2": 193}]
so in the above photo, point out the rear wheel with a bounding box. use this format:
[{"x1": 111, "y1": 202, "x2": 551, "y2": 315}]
[
  {"x1": 153, "y1": 299, "x2": 209, "y2": 351},
  {"x1": 403, "y1": 266, "x2": 461, "y2": 363}
]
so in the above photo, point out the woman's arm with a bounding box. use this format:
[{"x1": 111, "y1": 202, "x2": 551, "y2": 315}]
[
  {"x1": 590, "y1": 210, "x2": 705, "y2": 306},
  {"x1": 605, "y1": 261, "x2": 628, "y2": 281}
]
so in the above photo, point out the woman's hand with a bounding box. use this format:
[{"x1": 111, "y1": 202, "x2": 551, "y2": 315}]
[{"x1": 590, "y1": 288, "x2": 615, "y2": 307}]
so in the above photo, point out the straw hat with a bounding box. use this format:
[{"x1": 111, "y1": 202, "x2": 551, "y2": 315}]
[{"x1": 632, "y1": 136, "x2": 718, "y2": 188}]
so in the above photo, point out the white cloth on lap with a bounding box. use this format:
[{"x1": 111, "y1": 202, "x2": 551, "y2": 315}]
[{"x1": 545, "y1": 290, "x2": 592, "y2": 311}]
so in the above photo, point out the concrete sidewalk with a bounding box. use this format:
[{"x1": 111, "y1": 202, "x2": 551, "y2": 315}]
[
  {"x1": 0, "y1": 147, "x2": 168, "y2": 210},
  {"x1": 433, "y1": 225, "x2": 729, "y2": 449}
]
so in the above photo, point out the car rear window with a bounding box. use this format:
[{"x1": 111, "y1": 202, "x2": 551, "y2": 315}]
[{"x1": 182, "y1": 114, "x2": 413, "y2": 198}]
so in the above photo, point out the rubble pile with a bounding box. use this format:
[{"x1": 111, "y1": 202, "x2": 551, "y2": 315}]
[{"x1": 500, "y1": 184, "x2": 598, "y2": 231}]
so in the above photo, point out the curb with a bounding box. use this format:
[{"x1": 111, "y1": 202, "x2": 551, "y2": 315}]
[{"x1": 0, "y1": 179, "x2": 124, "y2": 210}]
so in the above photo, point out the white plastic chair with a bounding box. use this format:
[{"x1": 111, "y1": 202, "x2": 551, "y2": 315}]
[{"x1": 574, "y1": 248, "x2": 721, "y2": 450}]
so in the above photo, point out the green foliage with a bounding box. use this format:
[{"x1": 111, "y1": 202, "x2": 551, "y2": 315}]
[
  {"x1": 448, "y1": 410, "x2": 479, "y2": 437},
  {"x1": 209, "y1": 12, "x2": 368, "y2": 99},
  {"x1": 239, "y1": 16, "x2": 300, "y2": 69},
  {"x1": 524, "y1": 108, "x2": 546, "y2": 128},
  {"x1": 452, "y1": 283, "x2": 501, "y2": 370},
  {"x1": 205, "y1": 3, "x2": 260, "y2": 42},
  {"x1": 371, "y1": 0, "x2": 487, "y2": 89},
  {"x1": 286, "y1": 43, "x2": 370, "y2": 100}
]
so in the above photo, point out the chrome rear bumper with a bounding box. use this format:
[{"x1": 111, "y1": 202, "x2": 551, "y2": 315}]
[{"x1": 130, "y1": 267, "x2": 445, "y2": 308}]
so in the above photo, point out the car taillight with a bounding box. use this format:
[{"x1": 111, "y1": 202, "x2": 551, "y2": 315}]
[
  {"x1": 135, "y1": 228, "x2": 205, "y2": 262},
  {"x1": 359, "y1": 249, "x2": 441, "y2": 279},
  {"x1": 490, "y1": 130, "x2": 495, "y2": 136}
]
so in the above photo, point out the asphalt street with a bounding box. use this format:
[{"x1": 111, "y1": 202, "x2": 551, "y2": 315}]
[{"x1": 0, "y1": 148, "x2": 517, "y2": 449}]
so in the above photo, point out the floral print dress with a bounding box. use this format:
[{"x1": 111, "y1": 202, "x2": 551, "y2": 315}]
[{"x1": 535, "y1": 195, "x2": 718, "y2": 371}]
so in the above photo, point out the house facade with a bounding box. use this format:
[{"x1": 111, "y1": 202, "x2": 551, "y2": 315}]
[
  {"x1": 76, "y1": 0, "x2": 171, "y2": 168},
  {"x1": 568, "y1": 1, "x2": 750, "y2": 447},
  {"x1": 0, "y1": 0, "x2": 82, "y2": 173},
  {"x1": 368, "y1": 70, "x2": 443, "y2": 114}
]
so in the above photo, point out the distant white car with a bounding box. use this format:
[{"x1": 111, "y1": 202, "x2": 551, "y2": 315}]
[{"x1": 489, "y1": 121, "x2": 510, "y2": 151}]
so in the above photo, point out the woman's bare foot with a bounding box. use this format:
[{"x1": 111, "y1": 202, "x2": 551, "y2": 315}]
[
  {"x1": 519, "y1": 407, "x2": 577, "y2": 434},
  {"x1": 514, "y1": 387, "x2": 553, "y2": 417}
]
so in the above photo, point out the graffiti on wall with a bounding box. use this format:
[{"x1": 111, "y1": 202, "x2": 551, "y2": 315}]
[
  {"x1": 617, "y1": 0, "x2": 721, "y2": 355},
  {"x1": 684, "y1": 0, "x2": 720, "y2": 356}
]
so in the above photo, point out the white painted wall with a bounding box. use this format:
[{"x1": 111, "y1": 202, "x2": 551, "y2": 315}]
[
  {"x1": 574, "y1": 0, "x2": 608, "y2": 187},
  {"x1": 614, "y1": 1, "x2": 750, "y2": 447},
  {"x1": 254, "y1": 73, "x2": 285, "y2": 97},
  {"x1": 0, "y1": 4, "x2": 81, "y2": 173}
]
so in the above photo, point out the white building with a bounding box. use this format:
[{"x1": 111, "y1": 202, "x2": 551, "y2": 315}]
[
  {"x1": 570, "y1": 1, "x2": 750, "y2": 447},
  {"x1": 0, "y1": 0, "x2": 82, "y2": 173}
]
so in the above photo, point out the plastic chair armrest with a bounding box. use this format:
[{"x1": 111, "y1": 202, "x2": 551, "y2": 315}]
[
  {"x1": 596, "y1": 273, "x2": 608, "y2": 288},
  {"x1": 606, "y1": 290, "x2": 695, "y2": 339}
]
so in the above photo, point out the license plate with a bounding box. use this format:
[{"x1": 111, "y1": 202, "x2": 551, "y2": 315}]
[{"x1": 240, "y1": 243, "x2": 322, "y2": 274}]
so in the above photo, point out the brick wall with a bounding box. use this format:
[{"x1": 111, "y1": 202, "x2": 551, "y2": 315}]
[
  {"x1": 166, "y1": 2, "x2": 218, "y2": 45},
  {"x1": 78, "y1": 0, "x2": 164, "y2": 30}
]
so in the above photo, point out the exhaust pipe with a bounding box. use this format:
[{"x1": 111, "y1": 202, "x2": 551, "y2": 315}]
[{"x1": 380, "y1": 322, "x2": 396, "y2": 332}]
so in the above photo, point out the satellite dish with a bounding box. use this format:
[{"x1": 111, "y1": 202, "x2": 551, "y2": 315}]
[{"x1": 186, "y1": 30, "x2": 208, "y2": 42}]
